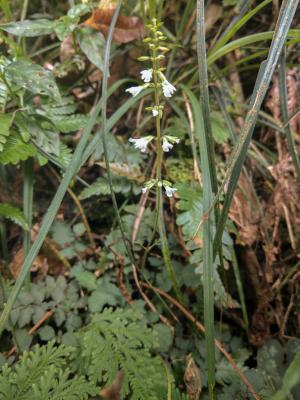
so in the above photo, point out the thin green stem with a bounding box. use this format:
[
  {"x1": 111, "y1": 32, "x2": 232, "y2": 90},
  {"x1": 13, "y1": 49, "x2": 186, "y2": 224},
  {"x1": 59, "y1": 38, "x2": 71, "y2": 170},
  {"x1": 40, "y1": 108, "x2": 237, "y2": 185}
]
[
  {"x1": 101, "y1": 1, "x2": 136, "y2": 265},
  {"x1": 151, "y1": 19, "x2": 182, "y2": 303},
  {"x1": 23, "y1": 157, "x2": 34, "y2": 288},
  {"x1": 0, "y1": 0, "x2": 12, "y2": 21}
]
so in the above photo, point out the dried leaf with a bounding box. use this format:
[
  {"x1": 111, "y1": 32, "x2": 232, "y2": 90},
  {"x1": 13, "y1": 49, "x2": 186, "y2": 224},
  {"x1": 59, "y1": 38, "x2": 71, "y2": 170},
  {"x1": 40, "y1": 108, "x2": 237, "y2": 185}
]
[
  {"x1": 84, "y1": 7, "x2": 145, "y2": 43},
  {"x1": 184, "y1": 354, "x2": 201, "y2": 400},
  {"x1": 229, "y1": 172, "x2": 260, "y2": 246}
]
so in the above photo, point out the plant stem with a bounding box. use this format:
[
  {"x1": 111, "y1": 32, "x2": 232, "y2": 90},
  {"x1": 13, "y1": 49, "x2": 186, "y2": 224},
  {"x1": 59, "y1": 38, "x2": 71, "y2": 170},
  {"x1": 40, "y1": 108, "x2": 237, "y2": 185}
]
[
  {"x1": 151, "y1": 20, "x2": 182, "y2": 303},
  {"x1": 0, "y1": 0, "x2": 12, "y2": 21},
  {"x1": 23, "y1": 157, "x2": 34, "y2": 288}
]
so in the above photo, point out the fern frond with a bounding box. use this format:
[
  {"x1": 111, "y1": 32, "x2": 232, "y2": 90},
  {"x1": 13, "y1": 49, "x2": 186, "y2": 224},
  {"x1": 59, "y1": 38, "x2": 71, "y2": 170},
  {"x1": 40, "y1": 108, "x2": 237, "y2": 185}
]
[
  {"x1": 0, "y1": 203, "x2": 29, "y2": 230},
  {"x1": 0, "y1": 131, "x2": 36, "y2": 164},
  {"x1": 53, "y1": 114, "x2": 89, "y2": 133},
  {"x1": 76, "y1": 308, "x2": 166, "y2": 400},
  {"x1": 0, "y1": 342, "x2": 73, "y2": 400},
  {"x1": 0, "y1": 113, "x2": 13, "y2": 151},
  {"x1": 58, "y1": 143, "x2": 73, "y2": 166},
  {"x1": 0, "y1": 81, "x2": 8, "y2": 110},
  {"x1": 32, "y1": 368, "x2": 97, "y2": 400}
]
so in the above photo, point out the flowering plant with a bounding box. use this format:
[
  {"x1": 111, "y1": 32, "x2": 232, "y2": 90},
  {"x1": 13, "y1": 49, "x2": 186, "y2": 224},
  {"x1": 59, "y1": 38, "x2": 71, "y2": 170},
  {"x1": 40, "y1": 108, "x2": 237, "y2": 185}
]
[
  {"x1": 125, "y1": 18, "x2": 182, "y2": 301},
  {"x1": 126, "y1": 18, "x2": 179, "y2": 197}
]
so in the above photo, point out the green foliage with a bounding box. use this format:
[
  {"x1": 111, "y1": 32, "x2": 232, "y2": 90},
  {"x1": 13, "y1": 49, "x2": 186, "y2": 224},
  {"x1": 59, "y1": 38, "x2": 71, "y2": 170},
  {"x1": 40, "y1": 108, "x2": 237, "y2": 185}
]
[
  {"x1": 80, "y1": 174, "x2": 139, "y2": 200},
  {"x1": 175, "y1": 183, "x2": 236, "y2": 308},
  {"x1": 0, "y1": 113, "x2": 13, "y2": 151},
  {"x1": 0, "y1": 203, "x2": 29, "y2": 230},
  {"x1": 0, "y1": 341, "x2": 96, "y2": 400},
  {"x1": 5, "y1": 61, "x2": 60, "y2": 100},
  {"x1": 0, "y1": 131, "x2": 36, "y2": 164},
  {"x1": 1, "y1": 309, "x2": 168, "y2": 400},
  {"x1": 77, "y1": 26, "x2": 105, "y2": 70},
  {"x1": 176, "y1": 182, "x2": 203, "y2": 241},
  {"x1": 76, "y1": 307, "x2": 167, "y2": 399},
  {"x1": 272, "y1": 352, "x2": 300, "y2": 400},
  {"x1": 8, "y1": 275, "x2": 87, "y2": 346}
]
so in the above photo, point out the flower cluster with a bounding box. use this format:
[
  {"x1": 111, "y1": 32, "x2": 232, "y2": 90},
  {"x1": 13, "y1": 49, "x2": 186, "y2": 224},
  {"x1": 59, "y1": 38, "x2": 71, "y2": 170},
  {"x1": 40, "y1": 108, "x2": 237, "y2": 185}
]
[
  {"x1": 126, "y1": 69, "x2": 176, "y2": 102},
  {"x1": 126, "y1": 18, "x2": 178, "y2": 198},
  {"x1": 141, "y1": 179, "x2": 177, "y2": 198}
]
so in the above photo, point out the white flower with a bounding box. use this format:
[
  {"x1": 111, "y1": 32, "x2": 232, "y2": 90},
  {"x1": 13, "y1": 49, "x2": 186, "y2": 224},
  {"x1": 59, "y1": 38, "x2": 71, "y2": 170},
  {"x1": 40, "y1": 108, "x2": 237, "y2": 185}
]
[
  {"x1": 129, "y1": 136, "x2": 153, "y2": 152},
  {"x1": 142, "y1": 187, "x2": 148, "y2": 194},
  {"x1": 141, "y1": 69, "x2": 153, "y2": 83},
  {"x1": 162, "y1": 137, "x2": 173, "y2": 152},
  {"x1": 160, "y1": 74, "x2": 176, "y2": 98},
  {"x1": 126, "y1": 85, "x2": 144, "y2": 97},
  {"x1": 152, "y1": 109, "x2": 159, "y2": 117},
  {"x1": 165, "y1": 186, "x2": 177, "y2": 197}
]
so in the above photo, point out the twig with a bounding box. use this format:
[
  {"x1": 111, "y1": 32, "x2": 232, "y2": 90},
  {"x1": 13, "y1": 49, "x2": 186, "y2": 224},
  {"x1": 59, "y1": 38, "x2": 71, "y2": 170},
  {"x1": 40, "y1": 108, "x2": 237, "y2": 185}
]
[
  {"x1": 132, "y1": 264, "x2": 174, "y2": 330},
  {"x1": 7, "y1": 310, "x2": 54, "y2": 356},
  {"x1": 142, "y1": 283, "x2": 261, "y2": 400}
]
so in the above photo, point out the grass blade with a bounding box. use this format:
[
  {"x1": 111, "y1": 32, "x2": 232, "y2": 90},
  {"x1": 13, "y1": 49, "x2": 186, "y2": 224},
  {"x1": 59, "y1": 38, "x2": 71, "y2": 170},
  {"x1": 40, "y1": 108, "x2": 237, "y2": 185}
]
[
  {"x1": 278, "y1": 48, "x2": 300, "y2": 181},
  {"x1": 196, "y1": 1, "x2": 218, "y2": 396},
  {"x1": 207, "y1": 29, "x2": 300, "y2": 66},
  {"x1": 0, "y1": 5, "x2": 122, "y2": 335},
  {"x1": 209, "y1": 0, "x2": 272, "y2": 54},
  {"x1": 213, "y1": 0, "x2": 299, "y2": 255}
]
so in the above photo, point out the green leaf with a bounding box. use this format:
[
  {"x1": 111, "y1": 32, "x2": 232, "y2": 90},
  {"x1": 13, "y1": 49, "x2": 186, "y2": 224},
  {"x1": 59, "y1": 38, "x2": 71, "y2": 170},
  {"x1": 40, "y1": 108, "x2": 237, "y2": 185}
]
[
  {"x1": 38, "y1": 326, "x2": 56, "y2": 341},
  {"x1": 51, "y1": 220, "x2": 74, "y2": 246},
  {"x1": 0, "y1": 113, "x2": 13, "y2": 151},
  {"x1": 77, "y1": 26, "x2": 105, "y2": 70},
  {"x1": 0, "y1": 203, "x2": 29, "y2": 230},
  {"x1": 54, "y1": 16, "x2": 78, "y2": 41},
  {"x1": 176, "y1": 183, "x2": 203, "y2": 240},
  {"x1": 211, "y1": 111, "x2": 230, "y2": 144},
  {"x1": 14, "y1": 328, "x2": 33, "y2": 351},
  {"x1": 272, "y1": 352, "x2": 300, "y2": 400},
  {"x1": 88, "y1": 278, "x2": 122, "y2": 313},
  {"x1": 71, "y1": 268, "x2": 97, "y2": 291},
  {"x1": 154, "y1": 323, "x2": 173, "y2": 353},
  {"x1": 0, "y1": 131, "x2": 36, "y2": 165},
  {"x1": 18, "y1": 306, "x2": 33, "y2": 328},
  {"x1": 68, "y1": 4, "x2": 91, "y2": 18},
  {"x1": 53, "y1": 114, "x2": 89, "y2": 133},
  {"x1": 5, "y1": 61, "x2": 60, "y2": 100},
  {"x1": 0, "y1": 19, "x2": 55, "y2": 37}
]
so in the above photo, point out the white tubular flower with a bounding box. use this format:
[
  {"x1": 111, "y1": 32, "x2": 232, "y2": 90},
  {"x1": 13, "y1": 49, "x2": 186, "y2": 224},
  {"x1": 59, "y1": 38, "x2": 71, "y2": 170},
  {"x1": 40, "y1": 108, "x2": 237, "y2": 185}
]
[
  {"x1": 162, "y1": 137, "x2": 173, "y2": 152},
  {"x1": 165, "y1": 186, "x2": 177, "y2": 198},
  {"x1": 160, "y1": 73, "x2": 176, "y2": 98},
  {"x1": 141, "y1": 69, "x2": 153, "y2": 83},
  {"x1": 142, "y1": 187, "x2": 148, "y2": 194},
  {"x1": 129, "y1": 136, "x2": 153, "y2": 152},
  {"x1": 152, "y1": 109, "x2": 159, "y2": 117},
  {"x1": 126, "y1": 85, "x2": 145, "y2": 97}
]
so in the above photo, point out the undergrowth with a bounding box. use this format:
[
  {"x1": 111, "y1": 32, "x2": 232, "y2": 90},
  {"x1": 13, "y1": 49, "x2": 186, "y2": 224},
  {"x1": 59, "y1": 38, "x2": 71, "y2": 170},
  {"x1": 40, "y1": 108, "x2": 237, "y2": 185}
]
[{"x1": 0, "y1": 0, "x2": 300, "y2": 399}]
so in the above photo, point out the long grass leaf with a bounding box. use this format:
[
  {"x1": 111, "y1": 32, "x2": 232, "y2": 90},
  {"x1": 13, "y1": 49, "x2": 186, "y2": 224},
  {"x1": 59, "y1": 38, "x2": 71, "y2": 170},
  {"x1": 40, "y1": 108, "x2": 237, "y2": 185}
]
[
  {"x1": 207, "y1": 29, "x2": 300, "y2": 66},
  {"x1": 196, "y1": 1, "x2": 217, "y2": 396},
  {"x1": 210, "y1": 0, "x2": 272, "y2": 54},
  {"x1": 278, "y1": 48, "x2": 300, "y2": 181},
  {"x1": 213, "y1": 0, "x2": 299, "y2": 256},
  {"x1": 0, "y1": 6, "x2": 122, "y2": 335}
]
